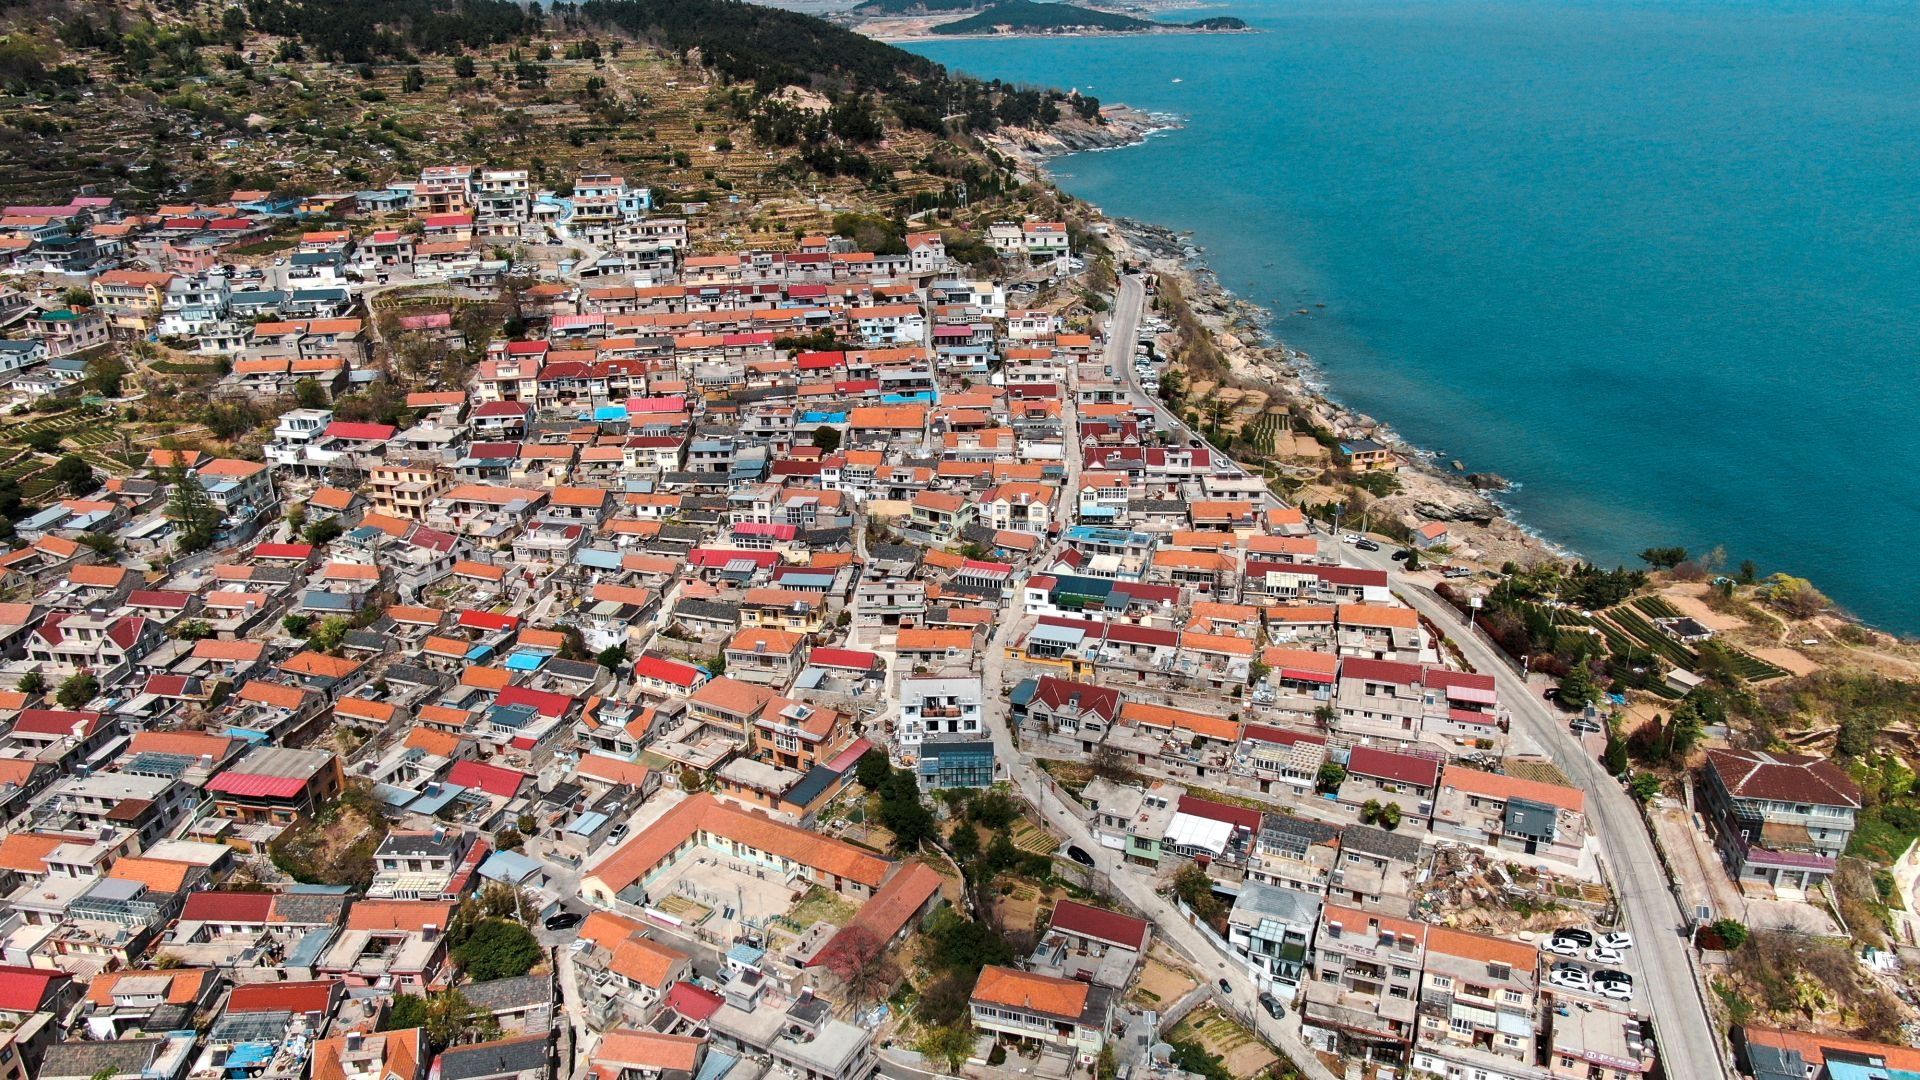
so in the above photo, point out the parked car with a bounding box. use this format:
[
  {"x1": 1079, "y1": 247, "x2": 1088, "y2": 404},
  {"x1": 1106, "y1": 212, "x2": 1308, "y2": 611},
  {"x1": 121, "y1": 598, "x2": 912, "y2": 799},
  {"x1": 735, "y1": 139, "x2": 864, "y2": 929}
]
[
  {"x1": 1588, "y1": 945, "x2": 1625, "y2": 965},
  {"x1": 1442, "y1": 567, "x2": 1475, "y2": 579},
  {"x1": 1543, "y1": 922, "x2": 1589, "y2": 945},
  {"x1": 1549, "y1": 966, "x2": 1592, "y2": 991},
  {"x1": 1597, "y1": 932, "x2": 1633, "y2": 951},
  {"x1": 1545, "y1": 936, "x2": 1586, "y2": 957},
  {"x1": 1217, "y1": 979, "x2": 1234, "y2": 996},
  {"x1": 1570, "y1": 718, "x2": 1603, "y2": 735},
  {"x1": 1258, "y1": 993, "x2": 1286, "y2": 1019},
  {"x1": 1391, "y1": 549, "x2": 1411, "y2": 561},
  {"x1": 1355, "y1": 538, "x2": 1381, "y2": 552},
  {"x1": 544, "y1": 911, "x2": 583, "y2": 931}
]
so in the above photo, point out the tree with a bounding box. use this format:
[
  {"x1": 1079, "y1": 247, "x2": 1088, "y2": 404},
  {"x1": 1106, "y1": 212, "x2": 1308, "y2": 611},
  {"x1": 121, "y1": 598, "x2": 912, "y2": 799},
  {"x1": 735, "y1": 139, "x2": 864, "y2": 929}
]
[
  {"x1": 1360, "y1": 798, "x2": 1383, "y2": 825},
  {"x1": 855, "y1": 748, "x2": 892, "y2": 791},
  {"x1": 1558, "y1": 663, "x2": 1599, "y2": 711},
  {"x1": 283, "y1": 614, "x2": 313, "y2": 637},
  {"x1": 16, "y1": 672, "x2": 44, "y2": 695},
  {"x1": 23, "y1": 429, "x2": 64, "y2": 455},
  {"x1": 51, "y1": 455, "x2": 98, "y2": 496},
  {"x1": 453, "y1": 918, "x2": 541, "y2": 980},
  {"x1": 1315, "y1": 762, "x2": 1347, "y2": 793},
  {"x1": 1172, "y1": 863, "x2": 1224, "y2": 925},
  {"x1": 949, "y1": 819, "x2": 980, "y2": 862},
  {"x1": 984, "y1": 830, "x2": 1019, "y2": 876},
  {"x1": 303, "y1": 518, "x2": 344, "y2": 546},
  {"x1": 382, "y1": 993, "x2": 428, "y2": 1032},
  {"x1": 453, "y1": 54, "x2": 477, "y2": 79},
  {"x1": 494, "y1": 827, "x2": 524, "y2": 852},
  {"x1": 164, "y1": 462, "x2": 220, "y2": 553},
  {"x1": 1760, "y1": 573, "x2": 1829, "y2": 619},
  {"x1": 172, "y1": 619, "x2": 214, "y2": 641},
  {"x1": 1639, "y1": 546, "x2": 1689, "y2": 570},
  {"x1": 1711, "y1": 918, "x2": 1750, "y2": 949},
  {"x1": 1378, "y1": 802, "x2": 1402, "y2": 830},
  {"x1": 1737, "y1": 559, "x2": 1759, "y2": 585},
  {"x1": 1629, "y1": 773, "x2": 1662, "y2": 802},
  {"x1": 1603, "y1": 732, "x2": 1630, "y2": 776},
  {"x1": 811, "y1": 425, "x2": 841, "y2": 453},
  {"x1": 86, "y1": 352, "x2": 129, "y2": 398},
  {"x1": 876, "y1": 767, "x2": 935, "y2": 850},
  {"x1": 596, "y1": 644, "x2": 628, "y2": 671},
  {"x1": 422, "y1": 988, "x2": 497, "y2": 1051},
  {"x1": 1090, "y1": 742, "x2": 1135, "y2": 783},
  {"x1": 1403, "y1": 548, "x2": 1421, "y2": 572},
  {"x1": 915, "y1": 1023, "x2": 975, "y2": 1073},
  {"x1": 57, "y1": 671, "x2": 98, "y2": 708},
  {"x1": 309, "y1": 616, "x2": 351, "y2": 652},
  {"x1": 820, "y1": 923, "x2": 895, "y2": 1006}
]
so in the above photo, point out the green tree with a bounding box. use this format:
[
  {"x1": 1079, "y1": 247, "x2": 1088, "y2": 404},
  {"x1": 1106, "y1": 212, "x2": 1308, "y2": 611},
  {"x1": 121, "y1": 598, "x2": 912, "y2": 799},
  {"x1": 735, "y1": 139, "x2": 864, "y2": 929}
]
[
  {"x1": 1360, "y1": 798, "x2": 1383, "y2": 825},
  {"x1": 1759, "y1": 573, "x2": 1829, "y2": 619},
  {"x1": 948, "y1": 819, "x2": 980, "y2": 862},
  {"x1": 855, "y1": 748, "x2": 892, "y2": 790},
  {"x1": 1172, "y1": 863, "x2": 1223, "y2": 925},
  {"x1": 1315, "y1": 762, "x2": 1347, "y2": 793},
  {"x1": 915, "y1": 1023, "x2": 975, "y2": 1073},
  {"x1": 86, "y1": 352, "x2": 129, "y2": 398},
  {"x1": 381, "y1": 992, "x2": 428, "y2": 1032},
  {"x1": 1558, "y1": 663, "x2": 1599, "y2": 710},
  {"x1": 1711, "y1": 918, "x2": 1750, "y2": 949},
  {"x1": 51, "y1": 455, "x2": 98, "y2": 496},
  {"x1": 302, "y1": 518, "x2": 344, "y2": 546},
  {"x1": 453, "y1": 54, "x2": 477, "y2": 79},
  {"x1": 1639, "y1": 546, "x2": 1689, "y2": 569},
  {"x1": 164, "y1": 461, "x2": 220, "y2": 553},
  {"x1": 16, "y1": 672, "x2": 44, "y2": 695},
  {"x1": 811, "y1": 425, "x2": 841, "y2": 453},
  {"x1": 309, "y1": 615, "x2": 351, "y2": 652},
  {"x1": 1603, "y1": 732, "x2": 1630, "y2": 776},
  {"x1": 293, "y1": 378, "x2": 329, "y2": 409},
  {"x1": 453, "y1": 919, "x2": 541, "y2": 980},
  {"x1": 1629, "y1": 773, "x2": 1662, "y2": 802},
  {"x1": 57, "y1": 671, "x2": 98, "y2": 708},
  {"x1": 422, "y1": 988, "x2": 496, "y2": 1051},
  {"x1": 1378, "y1": 802, "x2": 1403, "y2": 830},
  {"x1": 596, "y1": 644, "x2": 629, "y2": 670},
  {"x1": 172, "y1": 619, "x2": 214, "y2": 642},
  {"x1": 282, "y1": 614, "x2": 313, "y2": 636}
]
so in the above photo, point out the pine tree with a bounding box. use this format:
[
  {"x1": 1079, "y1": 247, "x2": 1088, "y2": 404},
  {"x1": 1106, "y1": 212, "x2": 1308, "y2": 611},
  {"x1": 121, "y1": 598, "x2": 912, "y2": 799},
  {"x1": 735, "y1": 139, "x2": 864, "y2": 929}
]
[{"x1": 164, "y1": 461, "x2": 220, "y2": 553}]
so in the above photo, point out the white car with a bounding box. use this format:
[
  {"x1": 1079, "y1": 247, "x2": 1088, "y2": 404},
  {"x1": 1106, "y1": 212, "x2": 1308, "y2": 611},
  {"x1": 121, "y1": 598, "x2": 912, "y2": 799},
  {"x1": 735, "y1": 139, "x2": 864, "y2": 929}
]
[
  {"x1": 1588, "y1": 946, "x2": 1624, "y2": 965},
  {"x1": 1549, "y1": 968, "x2": 1591, "y2": 991},
  {"x1": 1545, "y1": 937, "x2": 1585, "y2": 957},
  {"x1": 1342, "y1": 534, "x2": 1364, "y2": 544},
  {"x1": 1597, "y1": 932, "x2": 1633, "y2": 951},
  {"x1": 1594, "y1": 974, "x2": 1633, "y2": 1001}
]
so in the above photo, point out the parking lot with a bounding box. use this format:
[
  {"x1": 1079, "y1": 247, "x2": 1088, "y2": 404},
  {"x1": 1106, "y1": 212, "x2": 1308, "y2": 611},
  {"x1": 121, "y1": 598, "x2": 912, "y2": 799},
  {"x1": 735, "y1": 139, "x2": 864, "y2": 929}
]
[{"x1": 1542, "y1": 926, "x2": 1645, "y2": 1013}]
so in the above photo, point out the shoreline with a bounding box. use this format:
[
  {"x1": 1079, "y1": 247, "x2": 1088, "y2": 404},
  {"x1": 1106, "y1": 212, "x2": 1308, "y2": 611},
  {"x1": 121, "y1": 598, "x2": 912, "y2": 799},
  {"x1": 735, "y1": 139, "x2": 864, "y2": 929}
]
[
  {"x1": 1000, "y1": 121, "x2": 1564, "y2": 571},
  {"x1": 873, "y1": 25, "x2": 1255, "y2": 42}
]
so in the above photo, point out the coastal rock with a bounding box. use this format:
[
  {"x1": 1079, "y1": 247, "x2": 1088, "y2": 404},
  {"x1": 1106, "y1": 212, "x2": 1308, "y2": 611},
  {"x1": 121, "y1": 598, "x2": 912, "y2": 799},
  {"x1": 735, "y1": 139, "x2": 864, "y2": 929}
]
[
  {"x1": 1398, "y1": 489, "x2": 1502, "y2": 526},
  {"x1": 1467, "y1": 472, "x2": 1512, "y2": 492}
]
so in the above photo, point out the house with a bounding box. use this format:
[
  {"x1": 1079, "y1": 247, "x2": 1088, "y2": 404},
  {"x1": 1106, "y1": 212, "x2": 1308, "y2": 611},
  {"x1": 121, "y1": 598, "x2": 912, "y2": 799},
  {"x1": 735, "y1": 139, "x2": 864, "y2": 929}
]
[
  {"x1": 969, "y1": 966, "x2": 1114, "y2": 1056},
  {"x1": 1701, "y1": 747, "x2": 1862, "y2": 898},
  {"x1": 1411, "y1": 927, "x2": 1542, "y2": 1079},
  {"x1": 1432, "y1": 765, "x2": 1589, "y2": 864},
  {"x1": 917, "y1": 736, "x2": 996, "y2": 789},
  {"x1": 1226, "y1": 882, "x2": 1320, "y2": 999},
  {"x1": 1020, "y1": 675, "x2": 1122, "y2": 753},
  {"x1": 1301, "y1": 906, "x2": 1429, "y2": 1066},
  {"x1": 1328, "y1": 825, "x2": 1423, "y2": 916},
  {"x1": 1339, "y1": 745, "x2": 1441, "y2": 821},
  {"x1": 310, "y1": 1028, "x2": 427, "y2": 1080},
  {"x1": 205, "y1": 746, "x2": 343, "y2": 824},
  {"x1": 319, "y1": 899, "x2": 455, "y2": 993},
  {"x1": 897, "y1": 675, "x2": 984, "y2": 753},
  {"x1": 1031, "y1": 900, "x2": 1149, "y2": 989}
]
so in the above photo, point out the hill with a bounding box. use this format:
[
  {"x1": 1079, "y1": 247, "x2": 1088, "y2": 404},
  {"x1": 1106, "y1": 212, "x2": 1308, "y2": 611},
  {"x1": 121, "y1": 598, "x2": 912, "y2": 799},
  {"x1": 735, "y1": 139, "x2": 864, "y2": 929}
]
[
  {"x1": 929, "y1": 0, "x2": 1246, "y2": 35},
  {"x1": 0, "y1": 0, "x2": 1104, "y2": 206}
]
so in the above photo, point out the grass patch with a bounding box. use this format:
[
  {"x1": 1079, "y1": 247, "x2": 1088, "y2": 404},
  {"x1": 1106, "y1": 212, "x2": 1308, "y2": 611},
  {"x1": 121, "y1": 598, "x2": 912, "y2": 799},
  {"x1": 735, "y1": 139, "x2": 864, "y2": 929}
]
[{"x1": 1845, "y1": 803, "x2": 1920, "y2": 865}]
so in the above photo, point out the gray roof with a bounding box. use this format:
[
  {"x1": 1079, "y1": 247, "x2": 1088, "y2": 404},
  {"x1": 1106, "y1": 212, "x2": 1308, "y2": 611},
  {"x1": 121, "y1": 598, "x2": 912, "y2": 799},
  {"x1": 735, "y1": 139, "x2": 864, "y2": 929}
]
[
  {"x1": 1259, "y1": 812, "x2": 1340, "y2": 849},
  {"x1": 378, "y1": 830, "x2": 464, "y2": 858},
  {"x1": 40, "y1": 1040, "x2": 161, "y2": 1080},
  {"x1": 437, "y1": 1035, "x2": 551, "y2": 1080},
  {"x1": 1340, "y1": 824, "x2": 1422, "y2": 862},
  {"x1": 673, "y1": 599, "x2": 739, "y2": 625},
  {"x1": 461, "y1": 973, "x2": 552, "y2": 1012},
  {"x1": 1229, "y1": 880, "x2": 1322, "y2": 927},
  {"x1": 271, "y1": 892, "x2": 347, "y2": 925}
]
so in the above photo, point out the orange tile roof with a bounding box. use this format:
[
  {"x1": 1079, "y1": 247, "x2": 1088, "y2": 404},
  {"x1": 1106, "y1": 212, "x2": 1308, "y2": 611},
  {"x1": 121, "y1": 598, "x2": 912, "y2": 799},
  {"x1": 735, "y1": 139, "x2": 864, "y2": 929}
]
[
  {"x1": 1121, "y1": 701, "x2": 1242, "y2": 742},
  {"x1": 282, "y1": 651, "x2": 362, "y2": 679},
  {"x1": 0, "y1": 832, "x2": 71, "y2": 873},
  {"x1": 1338, "y1": 603, "x2": 1420, "y2": 629},
  {"x1": 237, "y1": 680, "x2": 308, "y2": 710},
  {"x1": 403, "y1": 726, "x2": 464, "y2": 757},
  {"x1": 594, "y1": 1030, "x2": 703, "y2": 1074},
  {"x1": 461, "y1": 665, "x2": 513, "y2": 691},
  {"x1": 1424, "y1": 926, "x2": 1538, "y2": 973},
  {"x1": 107, "y1": 856, "x2": 195, "y2": 893},
  {"x1": 1441, "y1": 766, "x2": 1585, "y2": 813},
  {"x1": 586, "y1": 793, "x2": 888, "y2": 895},
  {"x1": 608, "y1": 933, "x2": 690, "y2": 989},
  {"x1": 346, "y1": 899, "x2": 457, "y2": 932},
  {"x1": 971, "y1": 965, "x2": 1090, "y2": 1019},
  {"x1": 86, "y1": 967, "x2": 208, "y2": 1007}
]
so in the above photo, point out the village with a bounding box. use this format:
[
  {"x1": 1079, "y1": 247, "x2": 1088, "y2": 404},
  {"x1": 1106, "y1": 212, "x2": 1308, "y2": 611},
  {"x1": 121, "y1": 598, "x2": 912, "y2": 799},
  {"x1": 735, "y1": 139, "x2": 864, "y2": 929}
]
[{"x1": 0, "y1": 162, "x2": 1901, "y2": 1080}]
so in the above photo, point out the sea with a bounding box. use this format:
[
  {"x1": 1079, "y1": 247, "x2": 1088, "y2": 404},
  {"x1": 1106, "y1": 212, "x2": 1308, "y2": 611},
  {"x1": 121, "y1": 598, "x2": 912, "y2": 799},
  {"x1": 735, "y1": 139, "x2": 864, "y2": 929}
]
[{"x1": 906, "y1": 0, "x2": 1920, "y2": 634}]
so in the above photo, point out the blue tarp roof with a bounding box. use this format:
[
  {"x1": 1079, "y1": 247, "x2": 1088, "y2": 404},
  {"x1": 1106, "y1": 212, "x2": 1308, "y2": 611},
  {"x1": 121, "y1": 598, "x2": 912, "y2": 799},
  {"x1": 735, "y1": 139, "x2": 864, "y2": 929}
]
[
  {"x1": 504, "y1": 651, "x2": 545, "y2": 672},
  {"x1": 478, "y1": 849, "x2": 543, "y2": 883}
]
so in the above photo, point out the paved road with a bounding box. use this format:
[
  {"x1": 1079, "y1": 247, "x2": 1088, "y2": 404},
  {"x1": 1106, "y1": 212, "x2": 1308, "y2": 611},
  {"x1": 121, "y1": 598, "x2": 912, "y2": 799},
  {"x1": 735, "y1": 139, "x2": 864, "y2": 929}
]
[{"x1": 1337, "y1": 541, "x2": 1725, "y2": 1073}]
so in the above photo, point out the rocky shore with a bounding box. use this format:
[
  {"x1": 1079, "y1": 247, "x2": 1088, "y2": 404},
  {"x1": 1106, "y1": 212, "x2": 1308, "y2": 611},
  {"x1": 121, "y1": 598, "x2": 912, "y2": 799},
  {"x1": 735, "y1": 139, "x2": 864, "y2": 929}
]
[
  {"x1": 1004, "y1": 116, "x2": 1564, "y2": 569},
  {"x1": 1111, "y1": 217, "x2": 1562, "y2": 568}
]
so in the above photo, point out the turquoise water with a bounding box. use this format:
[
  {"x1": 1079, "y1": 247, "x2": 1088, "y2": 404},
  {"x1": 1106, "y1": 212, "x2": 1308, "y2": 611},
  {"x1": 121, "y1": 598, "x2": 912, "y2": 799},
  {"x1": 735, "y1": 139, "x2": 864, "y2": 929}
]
[{"x1": 909, "y1": 0, "x2": 1920, "y2": 633}]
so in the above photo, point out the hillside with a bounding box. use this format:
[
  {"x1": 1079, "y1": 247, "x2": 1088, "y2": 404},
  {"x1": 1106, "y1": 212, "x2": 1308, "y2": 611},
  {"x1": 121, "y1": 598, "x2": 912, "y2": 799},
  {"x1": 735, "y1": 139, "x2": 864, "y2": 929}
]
[
  {"x1": 852, "y1": 0, "x2": 986, "y2": 14},
  {"x1": 929, "y1": 0, "x2": 1246, "y2": 35},
  {"x1": 0, "y1": 0, "x2": 1104, "y2": 209}
]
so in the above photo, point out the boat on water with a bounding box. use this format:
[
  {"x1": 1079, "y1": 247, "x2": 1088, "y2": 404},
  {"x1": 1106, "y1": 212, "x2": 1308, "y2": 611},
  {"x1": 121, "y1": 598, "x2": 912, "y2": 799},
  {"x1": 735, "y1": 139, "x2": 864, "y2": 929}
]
[{"x1": 1171, "y1": 78, "x2": 1183, "y2": 83}]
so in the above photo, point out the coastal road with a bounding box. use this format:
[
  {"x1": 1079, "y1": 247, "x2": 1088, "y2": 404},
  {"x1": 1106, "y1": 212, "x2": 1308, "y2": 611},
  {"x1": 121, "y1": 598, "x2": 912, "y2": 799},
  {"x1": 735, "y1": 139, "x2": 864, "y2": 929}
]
[
  {"x1": 1337, "y1": 541, "x2": 1726, "y2": 1074},
  {"x1": 1102, "y1": 268, "x2": 1721, "y2": 1070}
]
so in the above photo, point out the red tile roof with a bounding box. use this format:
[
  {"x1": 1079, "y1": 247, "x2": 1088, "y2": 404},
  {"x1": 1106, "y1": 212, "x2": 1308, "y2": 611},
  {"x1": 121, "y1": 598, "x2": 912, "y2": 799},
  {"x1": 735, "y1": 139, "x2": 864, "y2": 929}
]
[
  {"x1": 1346, "y1": 746, "x2": 1441, "y2": 788},
  {"x1": 447, "y1": 759, "x2": 528, "y2": 799},
  {"x1": 182, "y1": 891, "x2": 275, "y2": 924},
  {"x1": 226, "y1": 979, "x2": 339, "y2": 1014},
  {"x1": 1049, "y1": 899, "x2": 1150, "y2": 951}
]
